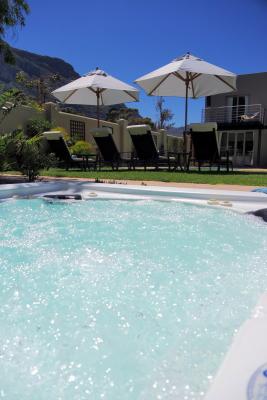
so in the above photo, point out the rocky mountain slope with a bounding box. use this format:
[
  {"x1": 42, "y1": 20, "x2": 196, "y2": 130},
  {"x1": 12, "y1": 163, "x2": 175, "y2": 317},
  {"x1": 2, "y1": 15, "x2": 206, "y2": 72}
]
[{"x1": 0, "y1": 46, "x2": 128, "y2": 119}]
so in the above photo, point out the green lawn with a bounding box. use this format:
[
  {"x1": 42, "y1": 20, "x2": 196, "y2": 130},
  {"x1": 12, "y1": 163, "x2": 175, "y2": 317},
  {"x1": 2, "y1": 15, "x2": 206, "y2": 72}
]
[{"x1": 34, "y1": 168, "x2": 267, "y2": 186}]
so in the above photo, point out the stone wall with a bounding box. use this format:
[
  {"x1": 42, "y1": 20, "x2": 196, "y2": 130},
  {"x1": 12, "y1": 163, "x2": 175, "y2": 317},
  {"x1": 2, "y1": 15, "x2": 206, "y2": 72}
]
[{"x1": 0, "y1": 101, "x2": 182, "y2": 155}]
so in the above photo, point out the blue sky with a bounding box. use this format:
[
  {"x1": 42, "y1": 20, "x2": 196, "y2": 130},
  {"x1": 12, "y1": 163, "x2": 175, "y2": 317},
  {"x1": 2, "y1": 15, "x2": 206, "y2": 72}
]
[{"x1": 6, "y1": 0, "x2": 267, "y2": 126}]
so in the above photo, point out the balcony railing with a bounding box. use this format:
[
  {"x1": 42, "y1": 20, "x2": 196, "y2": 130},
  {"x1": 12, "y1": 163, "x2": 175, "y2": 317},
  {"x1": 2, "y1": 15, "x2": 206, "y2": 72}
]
[{"x1": 202, "y1": 104, "x2": 265, "y2": 125}]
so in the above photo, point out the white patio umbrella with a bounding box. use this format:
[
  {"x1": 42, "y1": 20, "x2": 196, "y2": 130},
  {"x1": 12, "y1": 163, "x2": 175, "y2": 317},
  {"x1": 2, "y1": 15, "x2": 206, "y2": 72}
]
[
  {"x1": 52, "y1": 68, "x2": 139, "y2": 127},
  {"x1": 135, "y1": 53, "x2": 236, "y2": 141}
]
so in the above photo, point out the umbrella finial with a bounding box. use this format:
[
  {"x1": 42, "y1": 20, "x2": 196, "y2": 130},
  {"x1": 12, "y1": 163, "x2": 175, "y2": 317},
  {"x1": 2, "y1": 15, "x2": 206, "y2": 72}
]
[
  {"x1": 86, "y1": 68, "x2": 107, "y2": 77},
  {"x1": 173, "y1": 52, "x2": 191, "y2": 62}
]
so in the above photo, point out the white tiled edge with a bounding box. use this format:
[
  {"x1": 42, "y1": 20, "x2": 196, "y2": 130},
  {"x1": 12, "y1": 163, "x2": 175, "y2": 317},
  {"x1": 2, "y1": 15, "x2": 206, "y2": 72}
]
[{"x1": 0, "y1": 180, "x2": 266, "y2": 213}]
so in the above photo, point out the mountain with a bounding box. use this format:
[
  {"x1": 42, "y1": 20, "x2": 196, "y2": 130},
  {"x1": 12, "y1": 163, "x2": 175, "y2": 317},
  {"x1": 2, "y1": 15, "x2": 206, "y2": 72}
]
[
  {"x1": 0, "y1": 46, "x2": 127, "y2": 119},
  {"x1": 166, "y1": 126, "x2": 184, "y2": 136}
]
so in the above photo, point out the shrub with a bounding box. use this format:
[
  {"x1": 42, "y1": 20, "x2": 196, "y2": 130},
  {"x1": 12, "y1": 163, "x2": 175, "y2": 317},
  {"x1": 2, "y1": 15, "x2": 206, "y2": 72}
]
[
  {"x1": 0, "y1": 133, "x2": 22, "y2": 171},
  {"x1": 1, "y1": 132, "x2": 55, "y2": 181},
  {"x1": 15, "y1": 134, "x2": 56, "y2": 181},
  {"x1": 128, "y1": 117, "x2": 155, "y2": 129},
  {"x1": 0, "y1": 135, "x2": 11, "y2": 171},
  {"x1": 70, "y1": 140, "x2": 94, "y2": 155},
  {"x1": 26, "y1": 118, "x2": 52, "y2": 138}
]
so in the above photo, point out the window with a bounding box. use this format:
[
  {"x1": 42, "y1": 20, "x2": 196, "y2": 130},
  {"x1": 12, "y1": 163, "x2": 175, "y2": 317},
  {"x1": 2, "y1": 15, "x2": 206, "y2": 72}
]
[
  {"x1": 70, "y1": 120, "x2": 85, "y2": 141},
  {"x1": 226, "y1": 96, "x2": 249, "y2": 122}
]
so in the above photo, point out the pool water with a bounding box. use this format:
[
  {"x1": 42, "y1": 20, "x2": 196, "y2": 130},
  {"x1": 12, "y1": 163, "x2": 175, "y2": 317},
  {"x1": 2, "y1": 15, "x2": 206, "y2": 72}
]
[{"x1": 0, "y1": 199, "x2": 267, "y2": 400}]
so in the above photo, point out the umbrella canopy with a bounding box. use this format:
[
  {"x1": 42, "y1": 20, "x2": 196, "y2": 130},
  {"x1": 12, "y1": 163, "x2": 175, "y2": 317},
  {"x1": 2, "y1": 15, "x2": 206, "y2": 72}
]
[
  {"x1": 52, "y1": 68, "x2": 139, "y2": 126},
  {"x1": 135, "y1": 53, "x2": 236, "y2": 135}
]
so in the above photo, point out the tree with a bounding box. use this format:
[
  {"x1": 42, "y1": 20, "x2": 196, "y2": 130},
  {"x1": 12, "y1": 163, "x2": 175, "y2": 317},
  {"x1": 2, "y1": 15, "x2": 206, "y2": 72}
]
[
  {"x1": 127, "y1": 116, "x2": 155, "y2": 129},
  {"x1": 106, "y1": 107, "x2": 139, "y2": 123},
  {"x1": 25, "y1": 118, "x2": 52, "y2": 138},
  {"x1": 106, "y1": 107, "x2": 155, "y2": 129},
  {"x1": 16, "y1": 71, "x2": 61, "y2": 104},
  {"x1": 155, "y1": 97, "x2": 174, "y2": 130},
  {"x1": 0, "y1": 0, "x2": 30, "y2": 64}
]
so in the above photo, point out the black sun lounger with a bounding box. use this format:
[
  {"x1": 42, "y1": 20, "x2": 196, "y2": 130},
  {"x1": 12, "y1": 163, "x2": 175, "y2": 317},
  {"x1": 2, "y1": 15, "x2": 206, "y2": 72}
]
[
  {"x1": 42, "y1": 131, "x2": 97, "y2": 171},
  {"x1": 190, "y1": 123, "x2": 233, "y2": 172},
  {"x1": 127, "y1": 124, "x2": 184, "y2": 171},
  {"x1": 91, "y1": 127, "x2": 132, "y2": 170}
]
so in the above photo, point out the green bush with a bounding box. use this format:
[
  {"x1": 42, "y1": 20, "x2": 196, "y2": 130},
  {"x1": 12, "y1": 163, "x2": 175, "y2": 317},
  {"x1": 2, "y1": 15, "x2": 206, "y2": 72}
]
[
  {"x1": 70, "y1": 140, "x2": 94, "y2": 155},
  {"x1": 26, "y1": 118, "x2": 52, "y2": 138},
  {"x1": 0, "y1": 135, "x2": 11, "y2": 171},
  {"x1": 0, "y1": 133, "x2": 22, "y2": 171},
  {"x1": 0, "y1": 131, "x2": 55, "y2": 181},
  {"x1": 15, "y1": 134, "x2": 56, "y2": 181}
]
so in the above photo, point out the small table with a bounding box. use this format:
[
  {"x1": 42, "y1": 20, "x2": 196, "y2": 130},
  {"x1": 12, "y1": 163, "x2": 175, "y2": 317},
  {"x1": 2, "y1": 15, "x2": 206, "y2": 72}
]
[
  {"x1": 79, "y1": 154, "x2": 98, "y2": 171},
  {"x1": 170, "y1": 152, "x2": 191, "y2": 172}
]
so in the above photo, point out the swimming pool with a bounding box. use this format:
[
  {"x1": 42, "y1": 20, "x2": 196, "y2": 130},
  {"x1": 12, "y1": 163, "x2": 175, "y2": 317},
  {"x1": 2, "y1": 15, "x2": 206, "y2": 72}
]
[{"x1": 1, "y1": 198, "x2": 267, "y2": 399}]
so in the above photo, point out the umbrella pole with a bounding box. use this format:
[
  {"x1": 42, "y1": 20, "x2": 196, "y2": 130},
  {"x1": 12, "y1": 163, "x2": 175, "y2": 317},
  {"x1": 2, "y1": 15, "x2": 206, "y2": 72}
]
[
  {"x1": 96, "y1": 89, "x2": 100, "y2": 127},
  {"x1": 183, "y1": 74, "x2": 189, "y2": 151}
]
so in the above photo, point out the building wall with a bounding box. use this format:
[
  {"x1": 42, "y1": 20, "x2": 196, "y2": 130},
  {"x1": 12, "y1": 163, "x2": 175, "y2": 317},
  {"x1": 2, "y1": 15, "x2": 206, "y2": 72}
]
[
  {"x1": 205, "y1": 72, "x2": 267, "y2": 167},
  {"x1": 207, "y1": 72, "x2": 267, "y2": 124},
  {"x1": 44, "y1": 103, "x2": 182, "y2": 155},
  {"x1": 259, "y1": 129, "x2": 267, "y2": 167},
  {"x1": 166, "y1": 135, "x2": 183, "y2": 153},
  {"x1": 0, "y1": 105, "x2": 45, "y2": 134},
  {"x1": 44, "y1": 102, "x2": 122, "y2": 153}
]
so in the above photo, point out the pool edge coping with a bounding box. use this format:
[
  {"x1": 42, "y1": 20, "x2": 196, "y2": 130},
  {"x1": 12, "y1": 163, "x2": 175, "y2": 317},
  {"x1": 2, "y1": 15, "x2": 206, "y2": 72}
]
[{"x1": 0, "y1": 180, "x2": 266, "y2": 214}]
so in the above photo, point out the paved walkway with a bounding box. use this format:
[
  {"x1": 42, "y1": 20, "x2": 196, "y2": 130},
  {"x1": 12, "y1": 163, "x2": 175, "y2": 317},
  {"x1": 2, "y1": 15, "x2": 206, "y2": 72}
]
[
  {"x1": 0, "y1": 174, "x2": 261, "y2": 192},
  {"x1": 39, "y1": 176, "x2": 258, "y2": 192}
]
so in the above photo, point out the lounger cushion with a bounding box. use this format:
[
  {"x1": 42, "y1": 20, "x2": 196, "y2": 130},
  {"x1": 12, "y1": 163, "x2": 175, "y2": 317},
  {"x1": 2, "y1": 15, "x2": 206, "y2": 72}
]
[
  {"x1": 90, "y1": 127, "x2": 113, "y2": 137},
  {"x1": 127, "y1": 125, "x2": 151, "y2": 135},
  {"x1": 190, "y1": 123, "x2": 218, "y2": 132},
  {"x1": 190, "y1": 123, "x2": 220, "y2": 154},
  {"x1": 71, "y1": 155, "x2": 85, "y2": 162},
  {"x1": 42, "y1": 131, "x2": 64, "y2": 140},
  {"x1": 159, "y1": 155, "x2": 175, "y2": 161}
]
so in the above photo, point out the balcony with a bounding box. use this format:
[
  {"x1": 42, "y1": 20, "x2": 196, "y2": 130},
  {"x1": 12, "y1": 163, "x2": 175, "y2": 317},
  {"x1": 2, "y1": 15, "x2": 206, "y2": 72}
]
[{"x1": 202, "y1": 104, "x2": 265, "y2": 127}]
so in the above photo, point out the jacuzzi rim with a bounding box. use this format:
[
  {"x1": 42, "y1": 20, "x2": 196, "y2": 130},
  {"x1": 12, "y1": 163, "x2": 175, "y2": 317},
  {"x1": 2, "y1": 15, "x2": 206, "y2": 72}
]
[{"x1": 0, "y1": 180, "x2": 266, "y2": 216}]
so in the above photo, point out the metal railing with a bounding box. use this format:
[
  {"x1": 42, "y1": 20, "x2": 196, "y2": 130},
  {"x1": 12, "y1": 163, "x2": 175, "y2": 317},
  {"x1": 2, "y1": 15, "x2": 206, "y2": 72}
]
[{"x1": 202, "y1": 104, "x2": 265, "y2": 124}]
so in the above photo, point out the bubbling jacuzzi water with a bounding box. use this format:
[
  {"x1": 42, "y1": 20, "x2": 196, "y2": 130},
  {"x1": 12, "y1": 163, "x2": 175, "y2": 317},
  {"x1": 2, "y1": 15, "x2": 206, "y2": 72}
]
[{"x1": 0, "y1": 199, "x2": 267, "y2": 400}]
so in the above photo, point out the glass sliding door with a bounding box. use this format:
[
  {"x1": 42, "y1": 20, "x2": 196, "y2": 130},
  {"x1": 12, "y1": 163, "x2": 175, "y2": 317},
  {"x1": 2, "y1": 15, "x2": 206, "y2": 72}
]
[
  {"x1": 228, "y1": 132, "x2": 236, "y2": 156},
  {"x1": 244, "y1": 132, "x2": 254, "y2": 166},
  {"x1": 235, "y1": 132, "x2": 244, "y2": 165},
  {"x1": 219, "y1": 131, "x2": 254, "y2": 166},
  {"x1": 220, "y1": 132, "x2": 228, "y2": 154}
]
